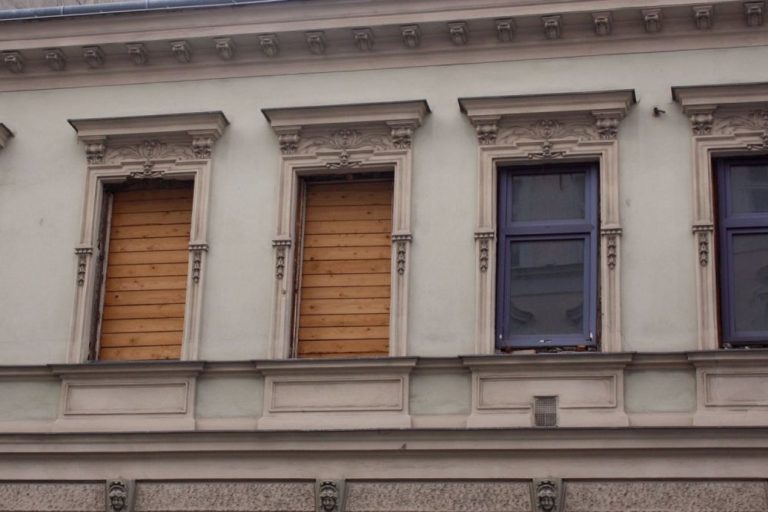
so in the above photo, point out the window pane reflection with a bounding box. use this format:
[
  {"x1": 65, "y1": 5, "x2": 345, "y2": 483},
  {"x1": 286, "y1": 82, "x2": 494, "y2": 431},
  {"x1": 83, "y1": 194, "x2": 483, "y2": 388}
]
[
  {"x1": 730, "y1": 164, "x2": 768, "y2": 214},
  {"x1": 507, "y1": 239, "x2": 585, "y2": 336},
  {"x1": 732, "y1": 233, "x2": 768, "y2": 333},
  {"x1": 510, "y1": 173, "x2": 586, "y2": 222}
]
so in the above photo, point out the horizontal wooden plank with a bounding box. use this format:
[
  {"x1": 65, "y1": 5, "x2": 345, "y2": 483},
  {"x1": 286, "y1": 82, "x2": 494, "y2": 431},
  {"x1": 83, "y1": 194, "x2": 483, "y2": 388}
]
[
  {"x1": 108, "y1": 237, "x2": 190, "y2": 253},
  {"x1": 101, "y1": 317, "x2": 185, "y2": 334},
  {"x1": 106, "y1": 276, "x2": 187, "y2": 292},
  {"x1": 307, "y1": 181, "x2": 393, "y2": 194},
  {"x1": 99, "y1": 345, "x2": 181, "y2": 361},
  {"x1": 299, "y1": 313, "x2": 390, "y2": 327},
  {"x1": 306, "y1": 189, "x2": 393, "y2": 207},
  {"x1": 104, "y1": 289, "x2": 187, "y2": 306},
  {"x1": 106, "y1": 263, "x2": 189, "y2": 278},
  {"x1": 300, "y1": 298, "x2": 390, "y2": 315},
  {"x1": 102, "y1": 304, "x2": 186, "y2": 320},
  {"x1": 100, "y1": 331, "x2": 183, "y2": 347},
  {"x1": 298, "y1": 352, "x2": 388, "y2": 359},
  {"x1": 303, "y1": 246, "x2": 391, "y2": 262},
  {"x1": 107, "y1": 250, "x2": 189, "y2": 265},
  {"x1": 305, "y1": 205, "x2": 392, "y2": 222},
  {"x1": 304, "y1": 220, "x2": 391, "y2": 235},
  {"x1": 111, "y1": 211, "x2": 194, "y2": 227},
  {"x1": 301, "y1": 274, "x2": 391, "y2": 288},
  {"x1": 114, "y1": 188, "x2": 193, "y2": 202},
  {"x1": 297, "y1": 339, "x2": 389, "y2": 355},
  {"x1": 303, "y1": 233, "x2": 391, "y2": 248},
  {"x1": 112, "y1": 198, "x2": 193, "y2": 214},
  {"x1": 302, "y1": 259, "x2": 391, "y2": 275},
  {"x1": 110, "y1": 224, "x2": 191, "y2": 240},
  {"x1": 301, "y1": 286, "x2": 390, "y2": 299},
  {"x1": 298, "y1": 326, "x2": 389, "y2": 340}
]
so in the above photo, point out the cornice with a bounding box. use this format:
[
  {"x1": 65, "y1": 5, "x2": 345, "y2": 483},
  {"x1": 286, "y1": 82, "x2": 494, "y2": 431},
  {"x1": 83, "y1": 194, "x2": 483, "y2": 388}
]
[
  {"x1": 0, "y1": 123, "x2": 12, "y2": 149},
  {"x1": 69, "y1": 111, "x2": 229, "y2": 140},
  {"x1": 262, "y1": 100, "x2": 430, "y2": 129},
  {"x1": 459, "y1": 90, "x2": 636, "y2": 118},
  {"x1": 0, "y1": 1, "x2": 765, "y2": 92},
  {"x1": 673, "y1": 82, "x2": 768, "y2": 111}
]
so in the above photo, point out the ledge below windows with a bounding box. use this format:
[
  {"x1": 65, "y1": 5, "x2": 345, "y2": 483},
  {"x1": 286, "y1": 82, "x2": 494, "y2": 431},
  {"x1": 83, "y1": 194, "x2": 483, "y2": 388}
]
[{"x1": 0, "y1": 351, "x2": 766, "y2": 433}]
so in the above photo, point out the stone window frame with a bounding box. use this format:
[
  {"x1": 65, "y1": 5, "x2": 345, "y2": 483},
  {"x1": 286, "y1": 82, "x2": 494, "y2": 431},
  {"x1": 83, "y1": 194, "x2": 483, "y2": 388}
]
[
  {"x1": 262, "y1": 101, "x2": 430, "y2": 359},
  {"x1": 68, "y1": 112, "x2": 229, "y2": 363},
  {"x1": 673, "y1": 82, "x2": 768, "y2": 350},
  {"x1": 460, "y1": 90, "x2": 636, "y2": 354}
]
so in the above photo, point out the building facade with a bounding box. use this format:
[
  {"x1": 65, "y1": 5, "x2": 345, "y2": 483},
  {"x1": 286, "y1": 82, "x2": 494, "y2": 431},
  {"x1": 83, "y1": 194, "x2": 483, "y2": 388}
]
[{"x1": 0, "y1": 0, "x2": 767, "y2": 510}]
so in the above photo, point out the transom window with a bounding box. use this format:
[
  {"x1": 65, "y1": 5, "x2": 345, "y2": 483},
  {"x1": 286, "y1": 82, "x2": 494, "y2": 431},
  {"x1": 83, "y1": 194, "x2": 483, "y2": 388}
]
[
  {"x1": 496, "y1": 163, "x2": 599, "y2": 350},
  {"x1": 716, "y1": 156, "x2": 768, "y2": 346}
]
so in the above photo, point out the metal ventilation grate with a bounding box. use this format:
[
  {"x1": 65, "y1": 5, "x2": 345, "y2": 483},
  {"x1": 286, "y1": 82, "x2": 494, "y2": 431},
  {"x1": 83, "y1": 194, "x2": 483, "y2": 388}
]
[{"x1": 533, "y1": 396, "x2": 558, "y2": 427}]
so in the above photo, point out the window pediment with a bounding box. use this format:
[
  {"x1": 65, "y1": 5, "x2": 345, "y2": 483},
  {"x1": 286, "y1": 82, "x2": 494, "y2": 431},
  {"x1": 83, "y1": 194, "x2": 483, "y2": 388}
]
[{"x1": 69, "y1": 111, "x2": 229, "y2": 164}]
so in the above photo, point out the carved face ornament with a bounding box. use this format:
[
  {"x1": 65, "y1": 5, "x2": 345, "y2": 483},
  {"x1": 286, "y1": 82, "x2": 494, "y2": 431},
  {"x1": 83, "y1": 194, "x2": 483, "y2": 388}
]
[
  {"x1": 108, "y1": 483, "x2": 128, "y2": 511},
  {"x1": 536, "y1": 482, "x2": 557, "y2": 512},
  {"x1": 319, "y1": 482, "x2": 338, "y2": 512}
]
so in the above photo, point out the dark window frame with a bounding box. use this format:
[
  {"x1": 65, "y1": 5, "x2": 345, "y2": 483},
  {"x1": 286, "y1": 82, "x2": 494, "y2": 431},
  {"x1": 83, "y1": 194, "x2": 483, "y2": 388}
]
[
  {"x1": 495, "y1": 162, "x2": 599, "y2": 350},
  {"x1": 715, "y1": 156, "x2": 768, "y2": 346}
]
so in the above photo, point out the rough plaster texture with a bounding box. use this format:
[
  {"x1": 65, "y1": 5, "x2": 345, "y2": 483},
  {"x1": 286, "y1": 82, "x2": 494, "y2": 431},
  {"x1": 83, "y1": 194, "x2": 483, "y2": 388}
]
[
  {"x1": 624, "y1": 370, "x2": 696, "y2": 412},
  {"x1": 0, "y1": 380, "x2": 59, "y2": 420},
  {"x1": 0, "y1": 482, "x2": 103, "y2": 511},
  {"x1": 409, "y1": 373, "x2": 471, "y2": 415},
  {"x1": 563, "y1": 480, "x2": 768, "y2": 512},
  {"x1": 134, "y1": 481, "x2": 314, "y2": 512},
  {"x1": 345, "y1": 481, "x2": 532, "y2": 512},
  {"x1": 2, "y1": 45, "x2": 768, "y2": 366},
  {"x1": 195, "y1": 376, "x2": 263, "y2": 418}
]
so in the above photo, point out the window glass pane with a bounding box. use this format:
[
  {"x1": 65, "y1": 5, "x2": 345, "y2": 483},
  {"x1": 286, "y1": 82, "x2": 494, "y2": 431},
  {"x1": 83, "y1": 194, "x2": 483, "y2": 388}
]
[
  {"x1": 731, "y1": 233, "x2": 768, "y2": 334},
  {"x1": 510, "y1": 172, "x2": 585, "y2": 222},
  {"x1": 506, "y1": 239, "x2": 585, "y2": 337},
  {"x1": 730, "y1": 164, "x2": 768, "y2": 214}
]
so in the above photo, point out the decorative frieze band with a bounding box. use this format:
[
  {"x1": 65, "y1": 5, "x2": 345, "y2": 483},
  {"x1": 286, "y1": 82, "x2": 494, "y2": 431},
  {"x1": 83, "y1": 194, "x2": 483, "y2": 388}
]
[
  {"x1": 601, "y1": 228, "x2": 623, "y2": 271},
  {"x1": 189, "y1": 243, "x2": 209, "y2": 284},
  {"x1": 474, "y1": 231, "x2": 495, "y2": 273},
  {"x1": 272, "y1": 239, "x2": 292, "y2": 280},
  {"x1": 74, "y1": 246, "x2": 93, "y2": 286},
  {"x1": 692, "y1": 224, "x2": 714, "y2": 266},
  {"x1": 392, "y1": 234, "x2": 412, "y2": 276}
]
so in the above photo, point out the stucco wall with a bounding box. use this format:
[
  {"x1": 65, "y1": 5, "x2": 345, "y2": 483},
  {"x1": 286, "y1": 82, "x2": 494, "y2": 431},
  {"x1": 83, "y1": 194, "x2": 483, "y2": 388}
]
[{"x1": 3, "y1": 45, "x2": 760, "y2": 364}]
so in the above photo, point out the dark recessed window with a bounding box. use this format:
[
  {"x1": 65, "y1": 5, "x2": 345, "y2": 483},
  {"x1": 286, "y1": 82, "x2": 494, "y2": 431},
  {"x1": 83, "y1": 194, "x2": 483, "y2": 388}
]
[
  {"x1": 496, "y1": 163, "x2": 599, "y2": 350},
  {"x1": 716, "y1": 157, "x2": 768, "y2": 346}
]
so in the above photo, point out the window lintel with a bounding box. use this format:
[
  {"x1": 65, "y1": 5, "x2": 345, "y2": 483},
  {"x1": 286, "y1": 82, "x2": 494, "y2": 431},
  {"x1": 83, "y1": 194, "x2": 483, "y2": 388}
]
[
  {"x1": 69, "y1": 111, "x2": 229, "y2": 141},
  {"x1": 262, "y1": 100, "x2": 429, "y2": 131}
]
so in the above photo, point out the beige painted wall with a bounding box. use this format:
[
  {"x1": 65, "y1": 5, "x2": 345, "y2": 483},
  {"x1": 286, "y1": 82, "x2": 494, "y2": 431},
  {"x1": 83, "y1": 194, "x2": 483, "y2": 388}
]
[{"x1": 0, "y1": 45, "x2": 765, "y2": 365}]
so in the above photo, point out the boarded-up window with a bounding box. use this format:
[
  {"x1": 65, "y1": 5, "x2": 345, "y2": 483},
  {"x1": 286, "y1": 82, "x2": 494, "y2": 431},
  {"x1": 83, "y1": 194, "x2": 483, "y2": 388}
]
[
  {"x1": 295, "y1": 179, "x2": 393, "y2": 358},
  {"x1": 96, "y1": 182, "x2": 193, "y2": 361}
]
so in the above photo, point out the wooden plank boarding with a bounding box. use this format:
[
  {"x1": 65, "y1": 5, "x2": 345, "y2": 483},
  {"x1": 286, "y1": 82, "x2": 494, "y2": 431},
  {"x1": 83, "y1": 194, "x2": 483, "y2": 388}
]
[
  {"x1": 296, "y1": 180, "x2": 393, "y2": 359},
  {"x1": 97, "y1": 183, "x2": 193, "y2": 361}
]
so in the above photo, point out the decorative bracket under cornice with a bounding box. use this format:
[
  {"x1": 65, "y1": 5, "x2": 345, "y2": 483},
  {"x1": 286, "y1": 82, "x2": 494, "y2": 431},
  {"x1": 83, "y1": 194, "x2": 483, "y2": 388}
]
[
  {"x1": 69, "y1": 111, "x2": 229, "y2": 165},
  {"x1": 0, "y1": 123, "x2": 13, "y2": 150},
  {"x1": 459, "y1": 90, "x2": 636, "y2": 150},
  {"x1": 262, "y1": 100, "x2": 430, "y2": 158}
]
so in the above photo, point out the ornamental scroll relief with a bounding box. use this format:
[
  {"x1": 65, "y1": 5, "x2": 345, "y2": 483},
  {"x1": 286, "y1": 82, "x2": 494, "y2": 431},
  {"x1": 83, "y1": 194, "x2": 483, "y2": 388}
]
[
  {"x1": 277, "y1": 124, "x2": 416, "y2": 167},
  {"x1": 473, "y1": 115, "x2": 621, "y2": 157},
  {"x1": 711, "y1": 110, "x2": 768, "y2": 150},
  {"x1": 86, "y1": 138, "x2": 214, "y2": 168}
]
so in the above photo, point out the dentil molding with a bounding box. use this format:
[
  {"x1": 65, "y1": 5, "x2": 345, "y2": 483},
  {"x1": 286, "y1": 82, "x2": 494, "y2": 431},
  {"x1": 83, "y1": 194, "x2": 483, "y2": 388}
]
[{"x1": 0, "y1": 1, "x2": 766, "y2": 91}]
